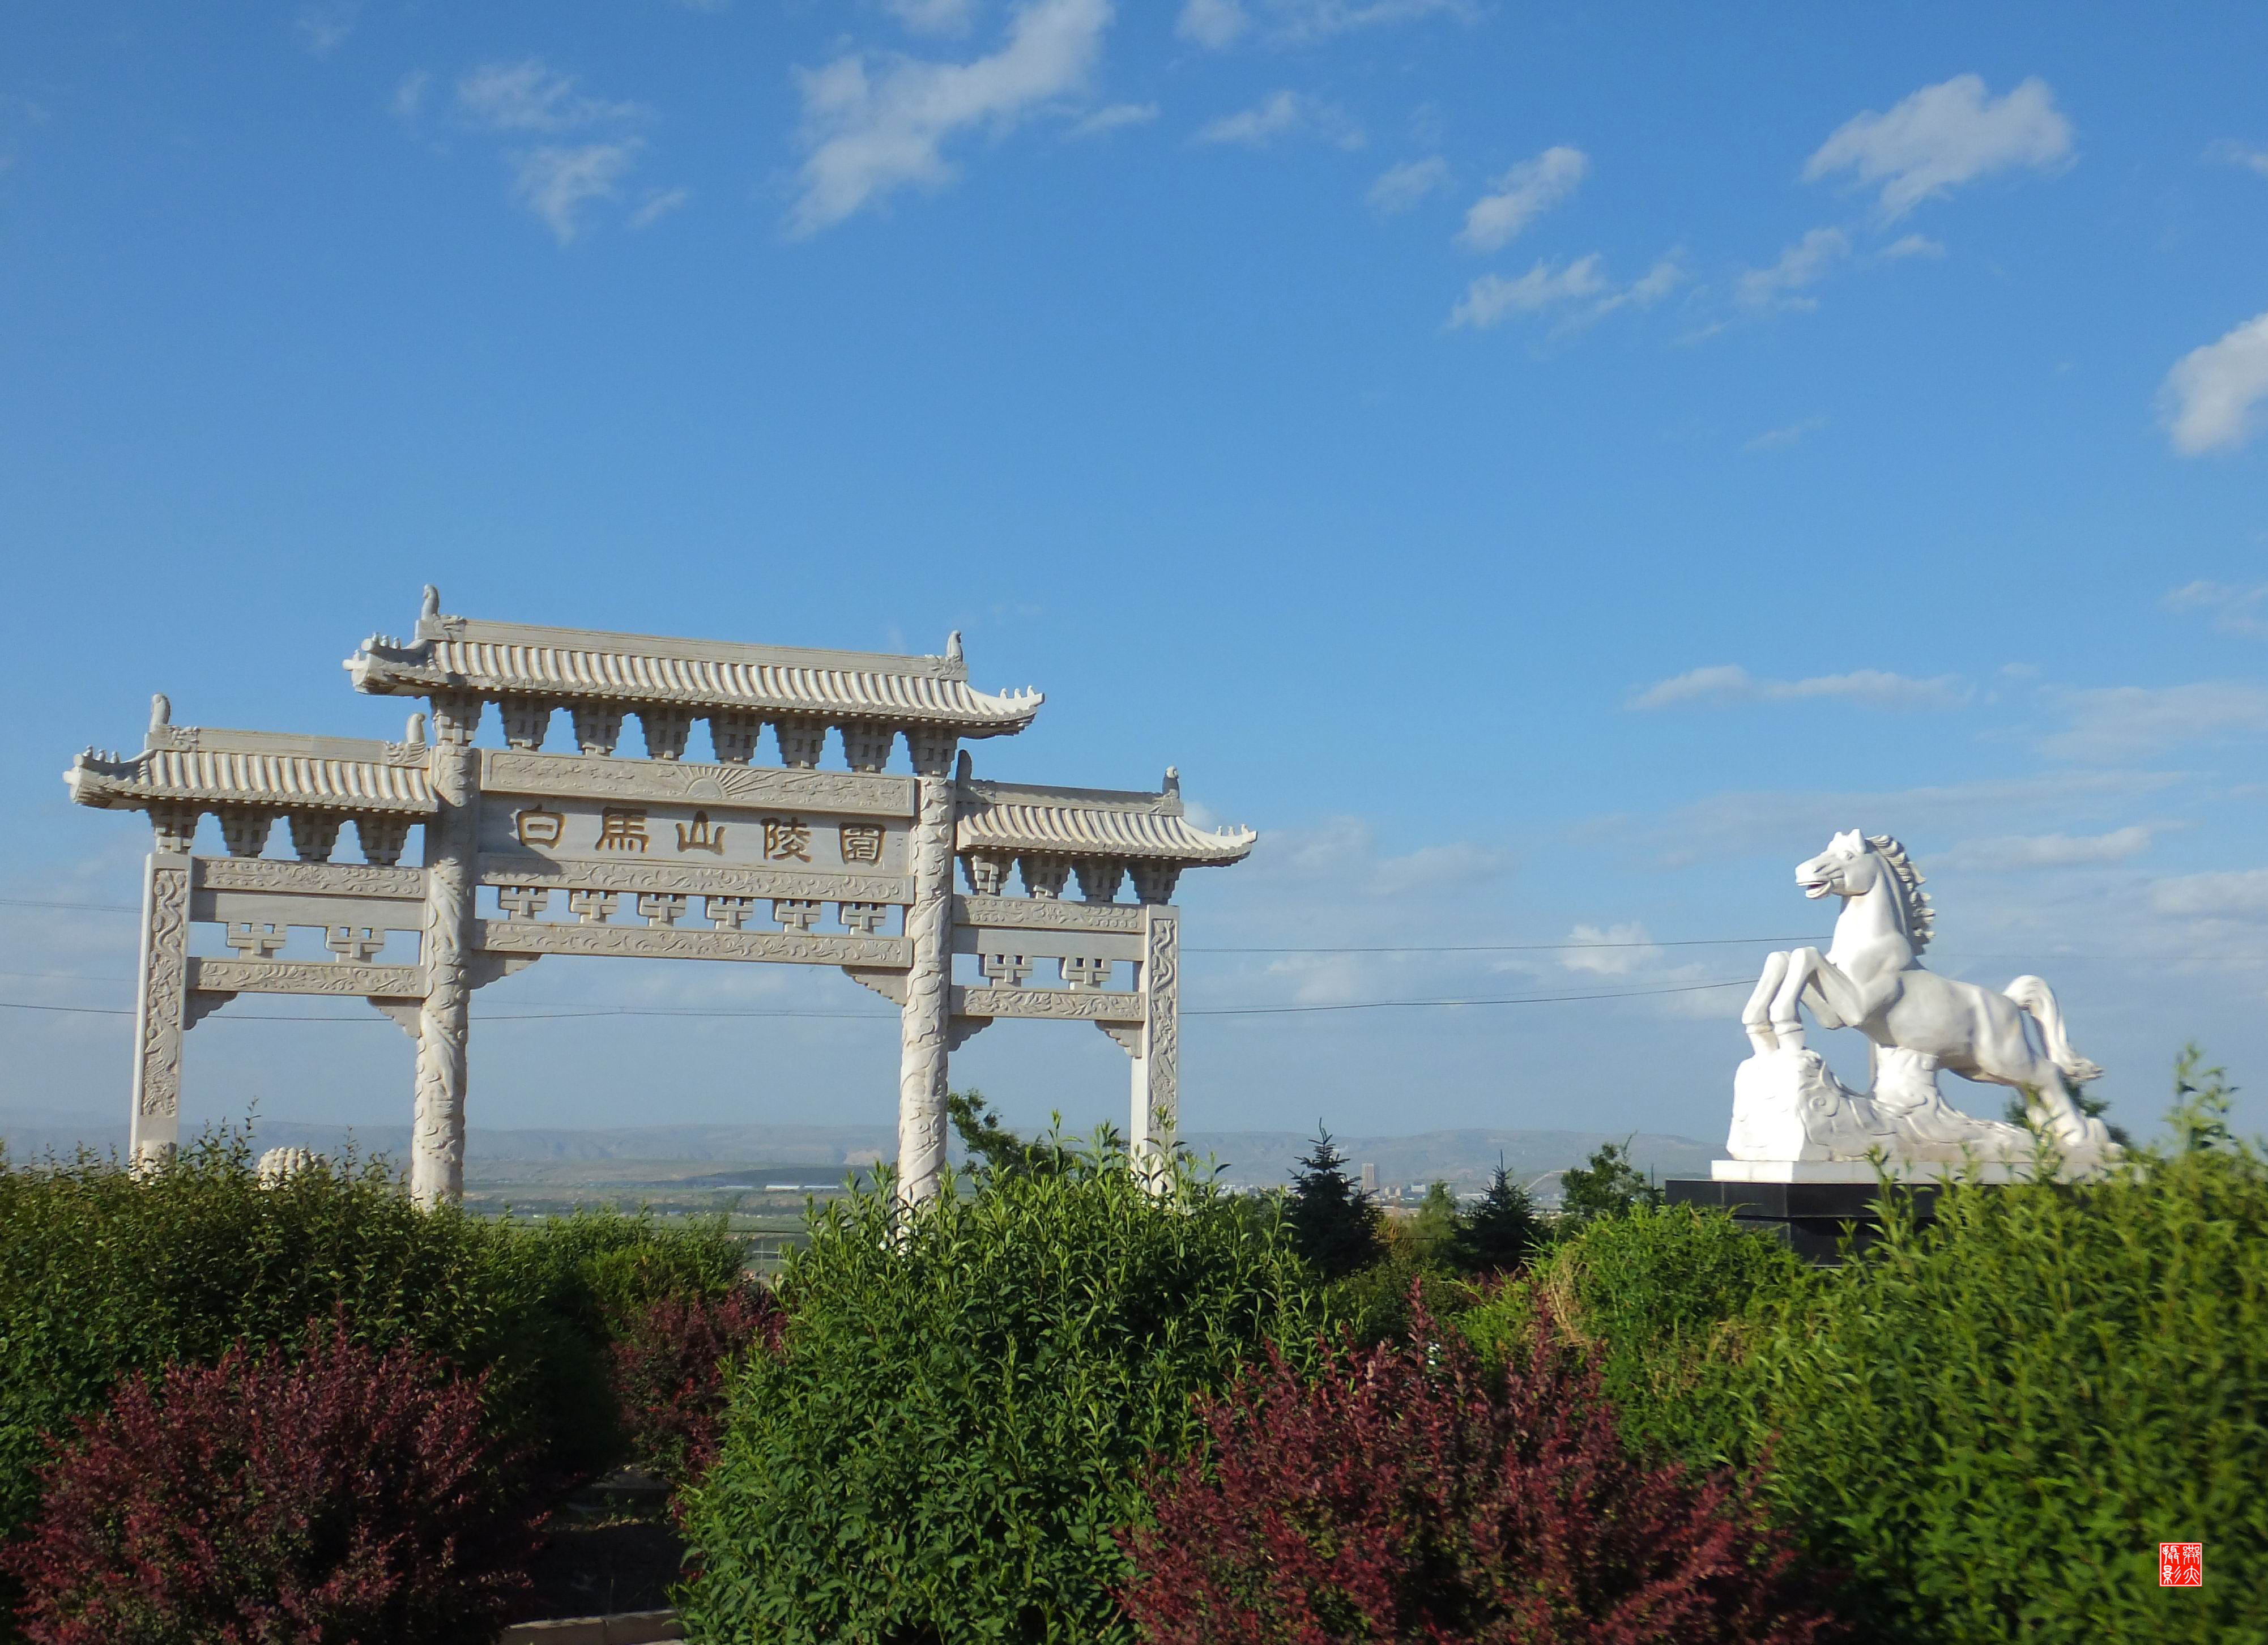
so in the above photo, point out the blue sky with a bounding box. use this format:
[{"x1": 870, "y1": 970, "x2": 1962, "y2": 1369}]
[{"x1": 5, "y1": 0, "x2": 2268, "y2": 1150}]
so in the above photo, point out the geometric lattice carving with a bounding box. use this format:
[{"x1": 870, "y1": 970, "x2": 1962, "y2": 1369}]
[
  {"x1": 496, "y1": 885, "x2": 549, "y2": 922},
  {"x1": 573, "y1": 705, "x2": 623, "y2": 757},
  {"x1": 287, "y1": 812, "x2": 342, "y2": 863},
  {"x1": 1130, "y1": 862, "x2": 1182, "y2": 905},
  {"x1": 980, "y1": 952, "x2": 1034, "y2": 987},
  {"x1": 709, "y1": 710, "x2": 761, "y2": 765},
  {"x1": 639, "y1": 707, "x2": 693, "y2": 762},
  {"x1": 841, "y1": 724, "x2": 894, "y2": 773},
  {"x1": 704, "y1": 894, "x2": 755, "y2": 930},
  {"x1": 356, "y1": 815, "x2": 413, "y2": 867},
  {"x1": 774, "y1": 718, "x2": 826, "y2": 769},
  {"x1": 1017, "y1": 854, "x2": 1071, "y2": 900},
  {"x1": 1060, "y1": 954, "x2": 1111, "y2": 990},
  {"x1": 148, "y1": 801, "x2": 202, "y2": 855},
  {"x1": 219, "y1": 808, "x2": 274, "y2": 859},
  {"x1": 961, "y1": 852, "x2": 1011, "y2": 897},
  {"x1": 773, "y1": 897, "x2": 823, "y2": 933},
  {"x1": 567, "y1": 889, "x2": 620, "y2": 924},
  {"x1": 637, "y1": 892, "x2": 688, "y2": 927},
  {"x1": 325, "y1": 924, "x2": 386, "y2": 962},
  {"x1": 838, "y1": 901, "x2": 890, "y2": 935},
  {"x1": 500, "y1": 699, "x2": 554, "y2": 751},
  {"x1": 1072, "y1": 859, "x2": 1126, "y2": 904},
  {"x1": 224, "y1": 920, "x2": 288, "y2": 958}
]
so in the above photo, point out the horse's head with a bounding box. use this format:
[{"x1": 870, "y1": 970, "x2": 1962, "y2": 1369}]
[{"x1": 1794, "y1": 830, "x2": 1879, "y2": 901}]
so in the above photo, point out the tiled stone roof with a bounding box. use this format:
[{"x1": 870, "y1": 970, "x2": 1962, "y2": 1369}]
[
  {"x1": 956, "y1": 777, "x2": 1256, "y2": 865},
  {"x1": 347, "y1": 606, "x2": 1042, "y2": 736},
  {"x1": 66, "y1": 729, "x2": 436, "y2": 815}
]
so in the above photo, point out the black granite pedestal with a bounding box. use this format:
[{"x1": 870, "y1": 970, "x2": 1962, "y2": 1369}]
[{"x1": 1664, "y1": 1178, "x2": 1942, "y2": 1265}]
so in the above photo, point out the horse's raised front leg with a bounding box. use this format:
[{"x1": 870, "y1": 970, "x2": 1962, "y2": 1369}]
[
  {"x1": 1769, "y1": 947, "x2": 1827, "y2": 1051},
  {"x1": 1742, "y1": 952, "x2": 1790, "y2": 1055}
]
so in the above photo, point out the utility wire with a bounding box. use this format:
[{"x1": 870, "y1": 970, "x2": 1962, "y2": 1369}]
[{"x1": 0, "y1": 976, "x2": 1754, "y2": 1024}]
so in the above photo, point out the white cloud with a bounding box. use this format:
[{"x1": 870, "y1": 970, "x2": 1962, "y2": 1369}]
[
  {"x1": 391, "y1": 70, "x2": 430, "y2": 123},
  {"x1": 1176, "y1": 0, "x2": 1248, "y2": 46},
  {"x1": 2159, "y1": 310, "x2": 2268, "y2": 455},
  {"x1": 1559, "y1": 922, "x2": 1659, "y2": 978},
  {"x1": 457, "y1": 60, "x2": 643, "y2": 133},
  {"x1": 1069, "y1": 101, "x2": 1158, "y2": 138},
  {"x1": 2207, "y1": 139, "x2": 2268, "y2": 180},
  {"x1": 1456, "y1": 144, "x2": 1587, "y2": 252},
  {"x1": 293, "y1": 0, "x2": 359, "y2": 58},
  {"x1": 1938, "y1": 827, "x2": 2160, "y2": 872},
  {"x1": 1370, "y1": 842, "x2": 1515, "y2": 897},
  {"x1": 1178, "y1": 0, "x2": 1473, "y2": 47},
  {"x1": 1743, "y1": 416, "x2": 1827, "y2": 453},
  {"x1": 1882, "y1": 232, "x2": 1945, "y2": 259},
  {"x1": 1736, "y1": 227, "x2": 1849, "y2": 310},
  {"x1": 788, "y1": 0, "x2": 1109, "y2": 235},
  {"x1": 2041, "y1": 682, "x2": 2268, "y2": 760},
  {"x1": 628, "y1": 186, "x2": 691, "y2": 229},
  {"x1": 1193, "y1": 90, "x2": 1362, "y2": 150},
  {"x1": 1804, "y1": 74, "x2": 2073, "y2": 220},
  {"x1": 1366, "y1": 155, "x2": 1450, "y2": 213},
  {"x1": 513, "y1": 142, "x2": 642, "y2": 243},
  {"x1": 1447, "y1": 256, "x2": 1606, "y2": 328},
  {"x1": 885, "y1": 0, "x2": 980, "y2": 33},
  {"x1": 1631, "y1": 664, "x2": 1968, "y2": 711},
  {"x1": 2165, "y1": 581, "x2": 2268, "y2": 638},
  {"x1": 2151, "y1": 868, "x2": 2268, "y2": 920}
]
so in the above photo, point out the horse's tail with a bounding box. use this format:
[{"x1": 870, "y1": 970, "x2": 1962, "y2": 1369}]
[{"x1": 2005, "y1": 975, "x2": 2103, "y2": 1084}]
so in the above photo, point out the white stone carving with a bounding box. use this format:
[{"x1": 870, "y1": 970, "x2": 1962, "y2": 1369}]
[
  {"x1": 1724, "y1": 832, "x2": 2116, "y2": 1178},
  {"x1": 497, "y1": 885, "x2": 549, "y2": 922},
  {"x1": 1129, "y1": 863, "x2": 1182, "y2": 905},
  {"x1": 476, "y1": 919, "x2": 906, "y2": 968},
  {"x1": 413, "y1": 741, "x2": 479, "y2": 1208},
  {"x1": 479, "y1": 855, "x2": 913, "y2": 905},
  {"x1": 198, "y1": 858, "x2": 425, "y2": 900},
  {"x1": 223, "y1": 921, "x2": 288, "y2": 958},
  {"x1": 572, "y1": 704, "x2": 623, "y2": 757},
  {"x1": 638, "y1": 892, "x2": 689, "y2": 927},
  {"x1": 954, "y1": 892, "x2": 1145, "y2": 934},
  {"x1": 979, "y1": 952, "x2": 1034, "y2": 987},
  {"x1": 705, "y1": 894, "x2": 755, "y2": 931},
  {"x1": 640, "y1": 706, "x2": 693, "y2": 761},
  {"x1": 1060, "y1": 955, "x2": 1111, "y2": 990},
  {"x1": 481, "y1": 749, "x2": 916, "y2": 816},
  {"x1": 710, "y1": 710, "x2": 761, "y2": 764},
  {"x1": 773, "y1": 898, "x2": 824, "y2": 934},
  {"x1": 896, "y1": 758, "x2": 956, "y2": 1205},
  {"x1": 131, "y1": 858, "x2": 190, "y2": 1154},
  {"x1": 567, "y1": 889, "x2": 620, "y2": 924},
  {"x1": 843, "y1": 966, "x2": 907, "y2": 1005},
  {"x1": 325, "y1": 925, "x2": 387, "y2": 962},
  {"x1": 1135, "y1": 910, "x2": 1179, "y2": 1166},
  {"x1": 258, "y1": 1147, "x2": 318, "y2": 1186},
  {"x1": 500, "y1": 700, "x2": 554, "y2": 751},
  {"x1": 190, "y1": 957, "x2": 427, "y2": 996},
  {"x1": 1018, "y1": 854, "x2": 1071, "y2": 899},
  {"x1": 356, "y1": 815, "x2": 414, "y2": 867},
  {"x1": 839, "y1": 901, "x2": 890, "y2": 935},
  {"x1": 288, "y1": 813, "x2": 342, "y2": 863},
  {"x1": 950, "y1": 983, "x2": 1144, "y2": 1023},
  {"x1": 219, "y1": 809, "x2": 275, "y2": 858}
]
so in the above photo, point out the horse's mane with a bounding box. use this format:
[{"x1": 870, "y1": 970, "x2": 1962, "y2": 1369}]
[{"x1": 1866, "y1": 834, "x2": 1934, "y2": 954}]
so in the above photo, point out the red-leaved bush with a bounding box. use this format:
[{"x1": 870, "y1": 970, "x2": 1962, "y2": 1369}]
[
  {"x1": 1119, "y1": 1298, "x2": 1841, "y2": 1644},
  {"x1": 608, "y1": 1284, "x2": 783, "y2": 1486},
  {"x1": 2, "y1": 1320, "x2": 543, "y2": 1645}
]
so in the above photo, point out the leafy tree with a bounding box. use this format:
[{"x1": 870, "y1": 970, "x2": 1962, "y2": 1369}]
[
  {"x1": 1409, "y1": 1181, "x2": 1464, "y2": 1268},
  {"x1": 1558, "y1": 1139, "x2": 1661, "y2": 1226},
  {"x1": 2168, "y1": 1043, "x2": 2235, "y2": 1153},
  {"x1": 1283, "y1": 1126, "x2": 1381, "y2": 1281},
  {"x1": 1452, "y1": 1161, "x2": 1545, "y2": 1274}
]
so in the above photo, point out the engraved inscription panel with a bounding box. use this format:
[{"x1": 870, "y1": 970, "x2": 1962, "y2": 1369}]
[
  {"x1": 481, "y1": 751, "x2": 915, "y2": 816},
  {"x1": 476, "y1": 787, "x2": 911, "y2": 885}
]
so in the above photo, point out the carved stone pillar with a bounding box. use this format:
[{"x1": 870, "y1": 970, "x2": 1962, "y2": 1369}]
[
  {"x1": 129, "y1": 850, "x2": 191, "y2": 1166},
  {"x1": 897, "y1": 732, "x2": 958, "y2": 1206},
  {"x1": 1130, "y1": 904, "x2": 1180, "y2": 1181},
  {"x1": 413, "y1": 697, "x2": 481, "y2": 1208}
]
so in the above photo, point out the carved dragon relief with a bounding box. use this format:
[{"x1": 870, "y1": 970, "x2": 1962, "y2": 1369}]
[
  {"x1": 194, "y1": 858, "x2": 427, "y2": 900},
  {"x1": 950, "y1": 983, "x2": 1145, "y2": 1023},
  {"x1": 953, "y1": 893, "x2": 1144, "y2": 934},
  {"x1": 188, "y1": 957, "x2": 428, "y2": 996},
  {"x1": 481, "y1": 751, "x2": 915, "y2": 816},
  {"x1": 137, "y1": 866, "x2": 191, "y2": 1119}
]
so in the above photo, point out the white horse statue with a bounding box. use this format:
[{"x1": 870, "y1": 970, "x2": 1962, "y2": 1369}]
[{"x1": 1732, "y1": 830, "x2": 2114, "y2": 1167}]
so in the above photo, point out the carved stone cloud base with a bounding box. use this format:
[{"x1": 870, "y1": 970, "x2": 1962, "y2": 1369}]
[{"x1": 1725, "y1": 1045, "x2": 2114, "y2": 1178}]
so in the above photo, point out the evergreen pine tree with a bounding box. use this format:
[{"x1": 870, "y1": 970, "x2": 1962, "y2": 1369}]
[
  {"x1": 1410, "y1": 1182, "x2": 1464, "y2": 1269},
  {"x1": 1452, "y1": 1162, "x2": 1544, "y2": 1273},
  {"x1": 1284, "y1": 1125, "x2": 1382, "y2": 1281}
]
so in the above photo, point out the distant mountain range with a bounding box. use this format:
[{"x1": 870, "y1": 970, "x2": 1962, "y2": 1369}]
[{"x1": 0, "y1": 1111, "x2": 1715, "y2": 1190}]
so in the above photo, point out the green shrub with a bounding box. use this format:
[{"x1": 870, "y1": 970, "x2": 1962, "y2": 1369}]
[
  {"x1": 1738, "y1": 1141, "x2": 2268, "y2": 1643},
  {"x1": 0, "y1": 1130, "x2": 745, "y2": 1599},
  {"x1": 678, "y1": 1138, "x2": 1323, "y2": 1645}
]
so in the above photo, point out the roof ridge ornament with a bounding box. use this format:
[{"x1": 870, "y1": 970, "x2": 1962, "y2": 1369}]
[{"x1": 946, "y1": 630, "x2": 964, "y2": 663}]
